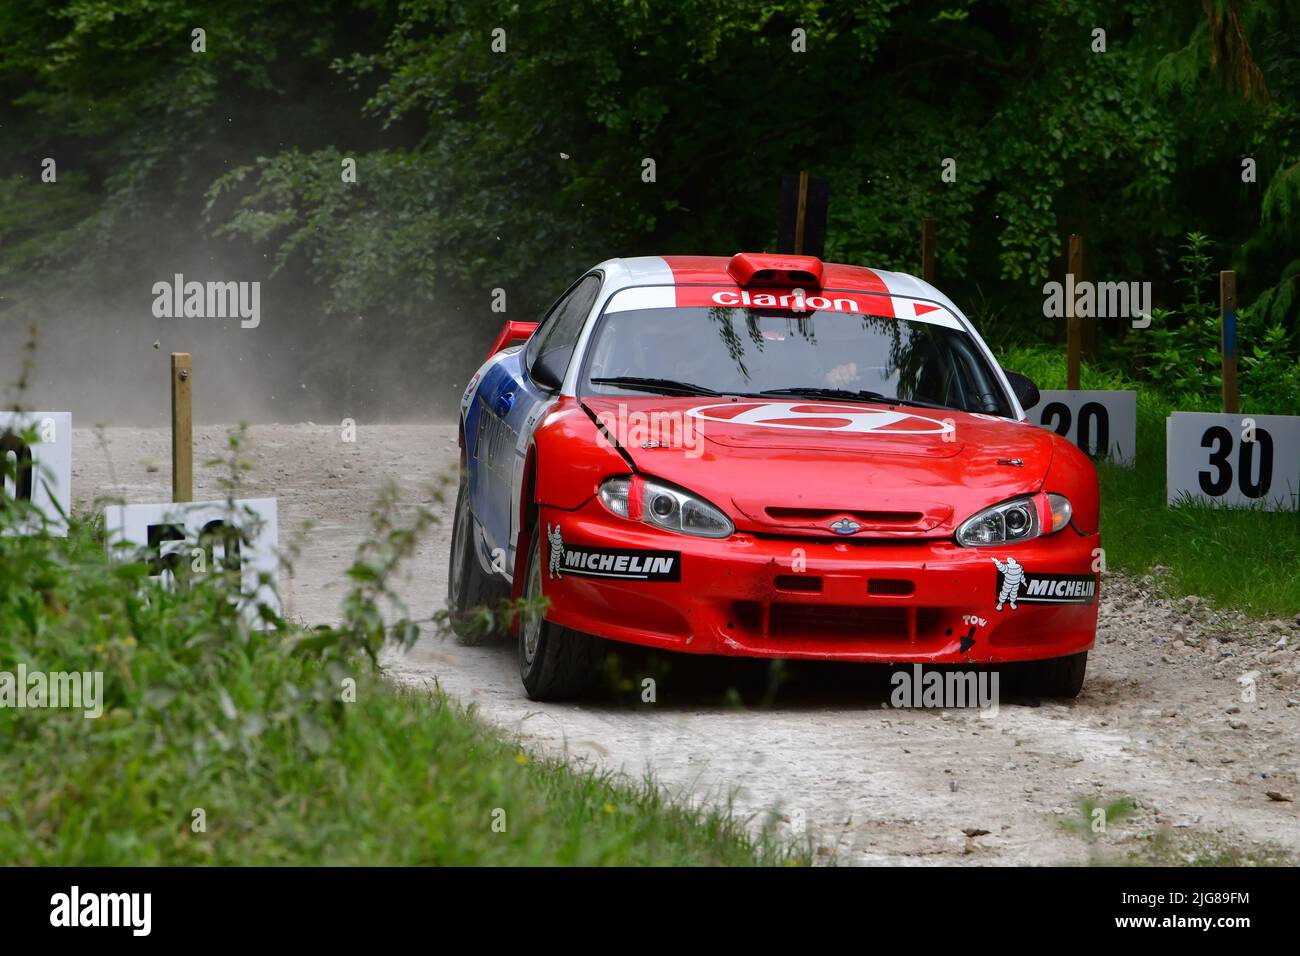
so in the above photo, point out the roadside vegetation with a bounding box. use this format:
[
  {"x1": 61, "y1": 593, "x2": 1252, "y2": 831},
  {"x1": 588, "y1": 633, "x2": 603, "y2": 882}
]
[
  {"x1": 3, "y1": 3, "x2": 1298, "y2": 419},
  {"x1": 998, "y1": 237, "x2": 1300, "y2": 619},
  {"x1": 0, "y1": 432, "x2": 804, "y2": 866}
]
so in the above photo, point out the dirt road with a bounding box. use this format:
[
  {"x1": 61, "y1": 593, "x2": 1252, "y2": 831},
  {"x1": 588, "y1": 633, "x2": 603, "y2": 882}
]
[{"x1": 74, "y1": 424, "x2": 1300, "y2": 865}]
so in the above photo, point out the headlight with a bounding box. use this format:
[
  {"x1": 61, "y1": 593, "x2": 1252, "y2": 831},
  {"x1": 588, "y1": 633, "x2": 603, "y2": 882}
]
[
  {"x1": 597, "y1": 475, "x2": 734, "y2": 538},
  {"x1": 956, "y1": 493, "x2": 1073, "y2": 546}
]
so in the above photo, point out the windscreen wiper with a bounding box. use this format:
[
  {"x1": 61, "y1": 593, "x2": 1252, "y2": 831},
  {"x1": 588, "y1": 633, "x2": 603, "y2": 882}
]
[
  {"x1": 759, "y1": 386, "x2": 955, "y2": 411},
  {"x1": 590, "y1": 376, "x2": 723, "y2": 396}
]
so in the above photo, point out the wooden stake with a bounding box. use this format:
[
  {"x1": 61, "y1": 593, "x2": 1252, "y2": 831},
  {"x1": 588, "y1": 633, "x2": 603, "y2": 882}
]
[
  {"x1": 1220, "y1": 270, "x2": 1239, "y2": 414},
  {"x1": 1078, "y1": 237, "x2": 1097, "y2": 360},
  {"x1": 171, "y1": 352, "x2": 192, "y2": 503},
  {"x1": 1066, "y1": 234, "x2": 1083, "y2": 390},
  {"x1": 921, "y1": 218, "x2": 936, "y2": 283},
  {"x1": 777, "y1": 172, "x2": 828, "y2": 258},
  {"x1": 793, "y1": 170, "x2": 809, "y2": 255}
]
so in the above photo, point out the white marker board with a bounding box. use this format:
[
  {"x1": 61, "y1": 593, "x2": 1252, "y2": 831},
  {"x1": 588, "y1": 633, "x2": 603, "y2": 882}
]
[
  {"x1": 104, "y1": 497, "x2": 281, "y2": 620},
  {"x1": 1166, "y1": 412, "x2": 1300, "y2": 511},
  {"x1": 1031, "y1": 391, "x2": 1136, "y2": 466},
  {"x1": 0, "y1": 411, "x2": 71, "y2": 535}
]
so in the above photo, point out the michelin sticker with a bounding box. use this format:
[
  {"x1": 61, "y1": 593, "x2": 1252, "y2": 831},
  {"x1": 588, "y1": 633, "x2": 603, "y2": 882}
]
[
  {"x1": 547, "y1": 523, "x2": 679, "y2": 582},
  {"x1": 993, "y1": 557, "x2": 1096, "y2": 610}
]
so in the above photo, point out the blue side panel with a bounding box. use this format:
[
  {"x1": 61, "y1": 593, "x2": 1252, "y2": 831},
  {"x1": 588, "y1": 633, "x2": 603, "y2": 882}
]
[
  {"x1": 462, "y1": 387, "x2": 488, "y2": 565},
  {"x1": 499, "y1": 366, "x2": 551, "y2": 568},
  {"x1": 466, "y1": 350, "x2": 525, "y2": 559}
]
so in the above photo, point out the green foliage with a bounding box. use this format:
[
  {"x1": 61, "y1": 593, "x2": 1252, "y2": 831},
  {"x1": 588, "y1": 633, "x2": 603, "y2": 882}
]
[
  {"x1": 0, "y1": 0, "x2": 376, "y2": 263},
  {"x1": 1239, "y1": 322, "x2": 1300, "y2": 413},
  {"x1": 3, "y1": 1, "x2": 1299, "y2": 412},
  {"x1": 206, "y1": 149, "x2": 444, "y2": 320},
  {"x1": 999, "y1": 343, "x2": 1135, "y2": 393},
  {"x1": 1059, "y1": 796, "x2": 1138, "y2": 838},
  {"x1": 0, "y1": 437, "x2": 801, "y2": 865},
  {"x1": 1108, "y1": 232, "x2": 1300, "y2": 415}
]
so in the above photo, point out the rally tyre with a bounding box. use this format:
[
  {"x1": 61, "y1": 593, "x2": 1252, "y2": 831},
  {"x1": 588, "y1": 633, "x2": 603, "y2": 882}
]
[
  {"x1": 447, "y1": 477, "x2": 505, "y2": 642},
  {"x1": 1023, "y1": 651, "x2": 1088, "y2": 699},
  {"x1": 518, "y1": 517, "x2": 606, "y2": 700}
]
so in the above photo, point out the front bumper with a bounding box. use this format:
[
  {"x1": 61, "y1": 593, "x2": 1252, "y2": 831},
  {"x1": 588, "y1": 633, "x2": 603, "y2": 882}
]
[{"x1": 540, "y1": 499, "x2": 1099, "y2": 664}]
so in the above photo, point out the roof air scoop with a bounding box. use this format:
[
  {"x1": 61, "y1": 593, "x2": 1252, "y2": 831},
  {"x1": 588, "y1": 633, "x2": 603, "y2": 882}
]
[{"x1": 726, "y1": 252, "x2": 824, "y2": 289}]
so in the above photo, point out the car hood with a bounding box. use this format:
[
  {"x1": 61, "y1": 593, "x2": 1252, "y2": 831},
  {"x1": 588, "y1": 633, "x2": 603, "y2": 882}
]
[{"x1": 581, "y1": 395, "x2": 1056, "y2": 538}]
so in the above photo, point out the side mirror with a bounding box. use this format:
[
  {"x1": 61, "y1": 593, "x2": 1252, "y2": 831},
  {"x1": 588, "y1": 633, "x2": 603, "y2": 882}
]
[
  {"x1": 530, "y1": 347, "x2": 570, "y2": 391},
  {"x1": 1004, "y1": 371, "x2": 1040, "y2": 410}
]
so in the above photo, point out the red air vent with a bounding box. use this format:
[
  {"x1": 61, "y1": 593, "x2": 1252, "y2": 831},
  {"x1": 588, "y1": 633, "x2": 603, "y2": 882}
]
[{"x1": 727, "y1": 253, "x2": 823, "y2": 289}]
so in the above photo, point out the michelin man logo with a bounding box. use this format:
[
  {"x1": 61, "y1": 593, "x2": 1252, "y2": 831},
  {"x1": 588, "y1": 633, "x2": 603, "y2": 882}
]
[
  {"x1": 547, "y1": 523, "x2": 564, "y2": 579},
  {"x1": 992, "y1": 556, "x2": 1025, "y2": 611}
]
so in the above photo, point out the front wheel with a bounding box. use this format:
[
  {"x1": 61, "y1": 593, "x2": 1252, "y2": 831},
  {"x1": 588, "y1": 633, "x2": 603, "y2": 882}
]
[
  {"x1": 1021, "y1": 651, "x2": 1088, "y2": 698},
  {"x1": 518, "y1": 518, "x2": 605, "y2": 700}
]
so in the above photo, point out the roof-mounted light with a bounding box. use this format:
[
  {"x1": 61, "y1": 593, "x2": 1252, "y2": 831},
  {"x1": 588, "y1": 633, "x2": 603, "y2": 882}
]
[{"x1": 726, "y1": 253, "x2": 823, "y2": 289}]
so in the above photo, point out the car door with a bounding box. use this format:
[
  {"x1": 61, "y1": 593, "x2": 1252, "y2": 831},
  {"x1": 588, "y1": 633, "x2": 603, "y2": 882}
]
[{"x1": 473, "y1": 272, "x2": 602, "y2": 570}]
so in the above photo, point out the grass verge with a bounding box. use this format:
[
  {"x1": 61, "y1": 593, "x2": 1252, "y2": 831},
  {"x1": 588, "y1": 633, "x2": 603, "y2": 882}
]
[{"x1": 0, "y1": 464, "x2": 802, "y2": 866}]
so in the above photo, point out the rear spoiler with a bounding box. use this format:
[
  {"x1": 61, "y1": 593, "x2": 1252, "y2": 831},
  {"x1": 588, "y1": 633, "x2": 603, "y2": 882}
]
[{"x1": 486, "y1": 320, "x2": 538, "y2": 360}]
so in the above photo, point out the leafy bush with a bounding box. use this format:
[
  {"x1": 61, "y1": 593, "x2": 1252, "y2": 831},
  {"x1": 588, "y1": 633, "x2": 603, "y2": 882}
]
[
  {"x1": 0, "y1": 432, "x2": 802, "y2": 865},
  {"x1": 1108, "y1": 232, "x2": 1300, "y2": 415}
]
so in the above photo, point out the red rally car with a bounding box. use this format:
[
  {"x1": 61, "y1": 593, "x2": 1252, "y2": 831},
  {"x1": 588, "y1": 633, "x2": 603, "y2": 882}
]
[{"x1": 450, "y1": 253, "x2": 1101, "y2": 700}]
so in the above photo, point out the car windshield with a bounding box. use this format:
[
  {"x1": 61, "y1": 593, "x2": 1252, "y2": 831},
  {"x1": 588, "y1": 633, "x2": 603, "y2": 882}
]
[{"x1": 580, "y1": 303, "x2": 1012, "y2": 415}]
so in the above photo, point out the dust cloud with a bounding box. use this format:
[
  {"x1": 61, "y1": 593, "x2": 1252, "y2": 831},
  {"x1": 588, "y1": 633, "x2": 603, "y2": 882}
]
[{"x1": 1, "y1": 238, "x2": 495, "y2": 427}]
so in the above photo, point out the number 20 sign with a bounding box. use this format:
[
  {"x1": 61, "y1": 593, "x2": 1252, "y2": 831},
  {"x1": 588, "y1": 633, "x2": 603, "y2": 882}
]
[
  {"x1": 1032, "y1": 391, "x2": 1137, "y2": 467},
  {"x1": 1166, "y1": 412, "x2": 1300, "y2": 511}
]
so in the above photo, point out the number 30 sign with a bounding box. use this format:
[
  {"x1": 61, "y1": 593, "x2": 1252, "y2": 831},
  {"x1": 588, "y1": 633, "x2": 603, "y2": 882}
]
[{"x1": 1166, "y1": 412, "x2": 1300, "y2": 511}]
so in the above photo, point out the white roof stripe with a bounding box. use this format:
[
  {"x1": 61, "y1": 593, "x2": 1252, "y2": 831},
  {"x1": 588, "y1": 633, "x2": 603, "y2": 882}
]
[
  {"x1": 887, "y1": 296, "x2": 961, "y2": 329},
  {"x1": 604, "y1": 286, "x2": 677, "y2": 312}
]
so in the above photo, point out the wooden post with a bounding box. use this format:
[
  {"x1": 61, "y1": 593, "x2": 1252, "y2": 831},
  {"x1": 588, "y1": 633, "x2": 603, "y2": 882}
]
[
  {"x1": 171, "y1": 352, "x2": 192, "y2": 503},
  {"x1": 778, "y1": 173, "x2": 829, "y2": 258},
  {"x1": 1220, "y1": 270, "x2": 1239, "y2": 413},
  {"x1": 1066, "y1": 234, "x2": 1083, "y2": 390},
  {"x1": 1079, "y1": 238, "x2": 1097, "y2": 360},
  {"x1": 921, "y1": 218, "x2": 936, "y2": 283},
  {"x1": 793, "y1": 170, "x2": 809, "y2": 255}
]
